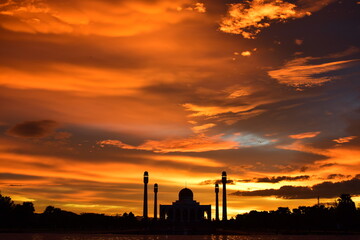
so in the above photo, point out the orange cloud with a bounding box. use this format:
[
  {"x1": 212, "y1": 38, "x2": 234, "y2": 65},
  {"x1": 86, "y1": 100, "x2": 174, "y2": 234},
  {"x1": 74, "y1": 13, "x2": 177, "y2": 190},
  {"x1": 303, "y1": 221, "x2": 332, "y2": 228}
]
[
  {"x1": 277, "y1": 140, "x2": 360, "y2": 180},
  {"x1": 191, "y1": 123, "x2": 216, "y2": 133},
  {"x1": 193, "y1": 3, "x2": 206, "y2": 13},
  {"x1": 179, "y1": 2, "x2": 206, "y2": 13},
  {"x1": 268, "y1": 58, "x2": 358, "y2": 88},
  {"x1": 226, "y1": 85, "x2": 253, "y2": 99},
  {"x1": 182, "y1": 100, "x2": 269, "y2": 125},
  {"x1": 0, "y1": 0, "x2": 199, "y2": 36},
  {"x1": 277, "y1": 140, "x2": 324, "y2": 156},
  {"x1": 219, "y1": 0, "x2": 336, "y2": 39},
  {"x1": 289, "y1": 131, "x2": 320, "y2": 139},
  {"x1": 222, "y1": 109, "x2": 267, "y2": 125},
  {"x1": 333, "y1": 136, "x2": 357, "y2": 144},
  {"x1": 182, "y1": 103, "x2": 257, "y2": 117},
  {"x1": 98, "y1": 134, "x2": 239, "y2": 153},
  {"x1": 220, "y1": 0, "x2": 300, "y2": 39},
  {"x1": 228, "y1": 89, "x2": 251, "y2": 98},
  {"x1": 241, "y1": 51, "x2": 252, "y2": 56},
  {"x1": 295, "y1": 39, "x2": 303, "y2": 46},
  {"x1": 0, "y1": 64, "x2": 157, "y2": 95}
]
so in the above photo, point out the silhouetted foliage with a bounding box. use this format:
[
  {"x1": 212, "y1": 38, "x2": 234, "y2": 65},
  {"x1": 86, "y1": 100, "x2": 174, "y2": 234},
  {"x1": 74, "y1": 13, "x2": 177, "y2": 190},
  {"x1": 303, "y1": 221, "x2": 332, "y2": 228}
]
[
  {"x1": 13, "y1": 202, "x2": 35, "y2": 227},
  {"x1": 233, "y1": 194, "x2": 360, "y2": 233},
  {"x1": 0, "y1": 194, "x2": 15, "y2": 227},
  {"x1": 0, "y1": 193, "x2": 359, "y2": 233},
  {"x1": 0, "y1": 194, "x2": 36, "y2": 228},
  {"x1": 335, "y1": 194, "x2": 357, "y2": 229}
]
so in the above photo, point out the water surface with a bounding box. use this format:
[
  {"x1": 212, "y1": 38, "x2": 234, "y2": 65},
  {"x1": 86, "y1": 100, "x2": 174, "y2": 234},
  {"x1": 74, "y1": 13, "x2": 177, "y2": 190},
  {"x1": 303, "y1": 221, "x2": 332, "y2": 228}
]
[{"x1": 0, "y1": 234, "x2": 359, "y2": 240}]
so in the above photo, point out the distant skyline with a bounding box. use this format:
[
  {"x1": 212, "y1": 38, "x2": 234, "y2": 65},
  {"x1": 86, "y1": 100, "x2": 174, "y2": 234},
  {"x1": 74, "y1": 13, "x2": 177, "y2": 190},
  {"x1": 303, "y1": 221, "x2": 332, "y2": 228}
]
[{"x1": 0, "y1": 0, "x2": 359, "y2": 217}]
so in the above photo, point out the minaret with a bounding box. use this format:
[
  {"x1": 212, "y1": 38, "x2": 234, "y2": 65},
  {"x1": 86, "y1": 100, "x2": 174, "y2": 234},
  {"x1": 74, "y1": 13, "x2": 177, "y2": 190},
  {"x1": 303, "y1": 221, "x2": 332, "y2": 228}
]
[
  {"x1": 143, "y1": 171, "x2": 149, "y2": 219},
  {"x1": 222, "y1": 171, "x2": 227, "y2": 221},
  {"x1": 154, "y1": 183, "x2": 158, "y2": 220},
  {"x1": 215, "y1": 183, "x2": 219, "y2": 221}
]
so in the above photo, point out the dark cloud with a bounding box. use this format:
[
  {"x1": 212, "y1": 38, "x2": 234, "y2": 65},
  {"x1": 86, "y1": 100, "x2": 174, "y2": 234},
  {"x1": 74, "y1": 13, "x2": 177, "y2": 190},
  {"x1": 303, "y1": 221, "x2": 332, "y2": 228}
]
[
  {"x1": 0, "y1": 172, "x2": 44, "y2": 180},
  {"x1": 6, "y1": 120, "x2": 58, "y2": 138},
  {"x1": 320, "y1": 163, "x2": 336, "y2": 168},
  {"x1": 237, "y1": 179, "x2": 252, "y2": 183},
  {"x1": 256, "y1": 175, "x2": 310, "y2": 183},
  {"x1": 199, "y1": 179, "x2": 235, "y2": 185},
  {"x1": 231, "y1": 178, "x2": 360, "y2": 199},
  {"x1": 327, "y1": 174, "x2": 351, "y2": 180},
  {"x1": 199, "y1": 175, "x2": 309, "y2": 185}
]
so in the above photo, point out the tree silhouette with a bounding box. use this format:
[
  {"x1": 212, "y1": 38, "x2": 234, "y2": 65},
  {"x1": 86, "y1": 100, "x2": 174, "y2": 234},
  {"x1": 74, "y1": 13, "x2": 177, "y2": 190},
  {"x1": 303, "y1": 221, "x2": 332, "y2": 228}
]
[
  {"x1": 337, "y1": 194, "x2": 356, "y2": 211},
  {"x1": 0, "y1": 194, "x2": 15, "y2": 227},
  {"x1": 13, "y1": 202, "x2": 35, "y2": 227},
  {"x1": 336, "y1": 194, "x2": 357, "y2": 229}
]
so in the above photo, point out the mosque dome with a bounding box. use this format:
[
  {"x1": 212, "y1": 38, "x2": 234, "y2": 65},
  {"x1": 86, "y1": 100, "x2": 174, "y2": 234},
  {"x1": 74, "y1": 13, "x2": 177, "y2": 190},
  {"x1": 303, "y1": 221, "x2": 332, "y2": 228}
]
[{"x1": 179, "y1": 188, "x2": 193, "y2": 201}]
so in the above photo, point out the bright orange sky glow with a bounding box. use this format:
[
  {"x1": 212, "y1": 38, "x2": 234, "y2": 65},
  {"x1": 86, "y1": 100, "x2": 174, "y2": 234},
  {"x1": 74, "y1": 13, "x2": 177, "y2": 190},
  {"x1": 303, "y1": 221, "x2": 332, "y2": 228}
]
[{"x1": 0, "y1": 0, "x2": 359, "y2": 218}]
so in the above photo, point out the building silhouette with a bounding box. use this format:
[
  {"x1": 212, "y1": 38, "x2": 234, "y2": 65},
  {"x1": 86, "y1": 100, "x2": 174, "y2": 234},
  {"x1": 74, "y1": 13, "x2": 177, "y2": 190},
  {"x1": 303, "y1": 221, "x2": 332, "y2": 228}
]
[
  {"x1": 142, "y1": 171, "x2": 227, "y2": 222},
  {"x1": 143, "y1": 171, "x2": 148, "y2": 219},
  {"x1": 160, "y1": 188, "x2": 211, "y2": 223},
  {"x1": 215, "y1": 183, "x2": 219, "y2": 221},
  {"x1": 222, "y1": 171, "x2": 227, "y2": 221},
  {"x1": 154, "y1": 183, "x2": 158, "y2": 220}
]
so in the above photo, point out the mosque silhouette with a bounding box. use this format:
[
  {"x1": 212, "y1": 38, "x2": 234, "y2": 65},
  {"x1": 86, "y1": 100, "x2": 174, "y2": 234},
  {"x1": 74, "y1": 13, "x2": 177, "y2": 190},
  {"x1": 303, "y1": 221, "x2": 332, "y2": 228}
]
[{"x1": 142, "y1": 171, "x2": 228, "y2": 222}]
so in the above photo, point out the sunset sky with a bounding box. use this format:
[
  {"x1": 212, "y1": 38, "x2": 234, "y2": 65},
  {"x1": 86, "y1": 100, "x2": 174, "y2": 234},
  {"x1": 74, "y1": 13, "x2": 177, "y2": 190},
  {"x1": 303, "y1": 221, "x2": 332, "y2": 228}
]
[{"x1": 0, "y1": 0, "x2": 360, "y2": 218}]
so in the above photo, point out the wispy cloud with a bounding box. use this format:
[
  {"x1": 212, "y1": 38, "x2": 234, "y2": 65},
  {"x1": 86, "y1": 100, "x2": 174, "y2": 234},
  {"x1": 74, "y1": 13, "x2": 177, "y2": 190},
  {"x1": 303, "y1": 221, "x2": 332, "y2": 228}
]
[
  {"x1": 98, "y1": 134, "x2": 239, "y2": 153},
  {"x1": 182, "y1": 103, "x2": 257, "y2": 117},
  {"x1": 268, "y1": 58, "x2": 357, "y2": 88},
  {"x1": 268, "y1": 54, "x2": 359, "y2": 89},
  {"x1": 333, "y1": 136, "x2": 357, "y2": 144},
  {"x1": 268, "y1": 47, "x2": 360, "y2": 89},
  {"x1": 182, "y1": 102, "x2": 268, "y2": 125},
  {"x1": 289, "y1": 131, "x2": 320, "y2": 139},
  {"x1": 191, "y1": 123, "x2": 216, "y2": 133},
  {"x1": 227, "y1": 88, "x2": 251, "y2": 98}
]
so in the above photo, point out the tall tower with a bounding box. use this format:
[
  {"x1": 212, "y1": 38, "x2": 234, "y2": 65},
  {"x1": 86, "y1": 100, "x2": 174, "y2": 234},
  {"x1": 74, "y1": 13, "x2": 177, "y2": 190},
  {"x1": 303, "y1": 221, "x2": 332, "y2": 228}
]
[
  {"x1": 222, "y1": 171, "x2": 227, "y2": 221},
  {"x1": 154, "y1": 183, "x2": 158, "y2": 220},
  {"x1": 143, "y1": 171, "x2": 149, "y2": 219},
  {"x1": 215, "y1": 183, "x2": 219, "y2": 221}
]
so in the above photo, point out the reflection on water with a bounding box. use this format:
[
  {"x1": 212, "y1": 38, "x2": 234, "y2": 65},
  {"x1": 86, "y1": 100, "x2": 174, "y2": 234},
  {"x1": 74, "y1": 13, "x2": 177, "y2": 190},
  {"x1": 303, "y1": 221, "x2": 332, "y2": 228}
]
[{"x1": 0, "y1": 234, "x2": 359, "y2": 240}]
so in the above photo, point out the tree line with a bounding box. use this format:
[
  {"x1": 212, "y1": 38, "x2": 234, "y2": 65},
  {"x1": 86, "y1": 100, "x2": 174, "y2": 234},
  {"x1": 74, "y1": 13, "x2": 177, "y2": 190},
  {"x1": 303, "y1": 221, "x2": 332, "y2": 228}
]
[
  {"x1": 228, "y1": 194, "x2": 360, "y2": 232},
  {"x1": 0, "y1": 193, "x2": 359, "y2": 232},
  {"x1": 0, "y1": 194, "x2": 137, "y2": 230}
]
